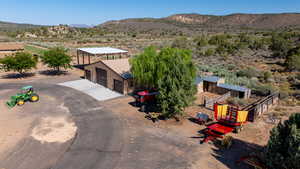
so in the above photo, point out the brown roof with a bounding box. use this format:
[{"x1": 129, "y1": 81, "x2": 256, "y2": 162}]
[
  {"x1": 0, "y1": 43, "x2": 24, "y2": 51},
  {"x1": 102, "y1": 58, "x2": 130, "y2": 74}
]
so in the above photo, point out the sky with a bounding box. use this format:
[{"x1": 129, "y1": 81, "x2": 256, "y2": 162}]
[{"x1": 0, "y1": 0, "x2": 299, "y2": 25}]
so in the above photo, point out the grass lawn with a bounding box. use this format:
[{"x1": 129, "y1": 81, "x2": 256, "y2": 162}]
[{"x1": 24, "y1": 45, "x2": 46, "y2": 55}]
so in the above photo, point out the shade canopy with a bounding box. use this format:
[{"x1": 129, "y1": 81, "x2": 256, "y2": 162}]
[{"x1": 77, "y1": 47, "x2": 128, "y2": 55}]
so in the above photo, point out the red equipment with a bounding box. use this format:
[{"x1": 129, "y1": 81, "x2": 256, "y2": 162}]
[
  {"x1": 135, "y1": 90, "x2": 158, "y2": 103},
  {"x1": 201, "y1": 103, "x2": 249, "y2": 143},
  {"x1": 134, "y1": 90, "x2": 159, "y2": 112}
]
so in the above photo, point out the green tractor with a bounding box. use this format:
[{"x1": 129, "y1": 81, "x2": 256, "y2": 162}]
[{"x1": 6, "y1": 86, "x2": 39, "y2": 108}]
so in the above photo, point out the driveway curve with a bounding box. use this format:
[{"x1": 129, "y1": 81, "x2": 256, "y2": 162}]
[{"x1": 0, "y1": 83, "x2": 123, "y2": 169}]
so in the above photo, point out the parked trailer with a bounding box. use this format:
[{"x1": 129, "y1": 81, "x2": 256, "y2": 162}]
[{"x1": 201, "y1": 103, "x2": 249, "y2": 143}]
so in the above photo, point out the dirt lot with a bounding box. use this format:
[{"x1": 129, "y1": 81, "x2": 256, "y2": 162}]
[{"x1": 102, "y1": 95, "x2": 278, "y2": 169}]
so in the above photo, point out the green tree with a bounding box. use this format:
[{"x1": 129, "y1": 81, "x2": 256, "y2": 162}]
[
  {"x1": 0, "y1": 52, "x2": 37, "y2": 75},
  {"x1": 285, "y1": 46, "x2": 300, "y2": 71},
  {"x1": 269, "y1": 33, "x2": 292, "y2": 58},
  {"x1": 265, "y1": 113, "x2": 300, "y2": 169},
  {"x1": 130, "y1": 47, "x2": 197, "y2": 118},
  {"x1": 41, "y1": 47, "x2": 72, "y2": 72}
]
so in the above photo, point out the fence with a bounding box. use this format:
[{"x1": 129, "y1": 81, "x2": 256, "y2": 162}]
[
  {"x1": 204, "y1": 92, "x2": 231, "y2": 110},
  {"x1": 243, "y1": 93, "x2": 279, "y2": 122}
]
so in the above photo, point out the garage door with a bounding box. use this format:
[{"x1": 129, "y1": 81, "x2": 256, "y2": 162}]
[
  {"x1": 96, "y1": 68, "x2": 107, "y2": 87},
  {"x1": 113, "y1": 79, "x2": 123, "y2": 94},
  {"x1": 85, "y1": 70, "x2": 91, "y2": 81}
]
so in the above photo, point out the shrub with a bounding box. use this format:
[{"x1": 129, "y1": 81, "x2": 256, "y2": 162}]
[
  {"x1": 253, "y1": 83, "x2": 276, "y2": 96},
  {"x1": 269, "y1": 33, "x2": 293, "y2": 58},
  {"x1": 237, "y1": 67, "x2": 261, "y2": 78},
  {"x1": 285, "y1": 46, "x2": 300, "y2": 71},
  {"x1": 265, "y1": 113, "x2": 300, "y2": 169},
  {"x1": 0, "y1": 52, "x2": 37, "y2": 75},
  {"x1": 204, "y1": 48, "x2": 215, "y2": 56},
  {"x1": 171, "y1": 37, "x2": 191, "y2": 50}
]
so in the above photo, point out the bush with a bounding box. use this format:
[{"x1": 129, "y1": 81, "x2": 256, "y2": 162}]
[
  {"x1": 253, "y1": 83, "x2": 276, "y2": 96},
  {"x1": 269, "y1": 33, "x2": 292, "y2": 58},
  {"x1": 237, "y1": 67, "x2": 261, "y2": 78},
  {"x1": 171, "y1": 37, "x2": 191, "y2": 50},
  {"x1": 265, "y1": 113, "x2": 300, "y2": 169},
  {"x1": 227, "y1": 97, "x2": 247, "y2": 106},
  {"x1": 285, "y1": 46, "x2": 300, "y2": 71},
  {"x1": 204, "y1": 48, "x2": 215, "y2": 56},
  {"x1": 0, "y1": 52, "x2": 37, "y2": 74}
]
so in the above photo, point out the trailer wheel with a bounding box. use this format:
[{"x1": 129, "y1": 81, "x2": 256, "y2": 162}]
[
  {"x1": 141, "y1": 105, "x2": 146, "y2": 112},
  {"x1": 234, "y1": 126, "x2": 242, "y2": 133}
]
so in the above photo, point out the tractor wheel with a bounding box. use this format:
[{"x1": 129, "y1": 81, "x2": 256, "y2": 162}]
[
  {"x1": 30, "y1": 94, "x2": 39, "y2": 102},
  {"x1": 17, "y1": 100, "x2": 25, "y2": 106}
]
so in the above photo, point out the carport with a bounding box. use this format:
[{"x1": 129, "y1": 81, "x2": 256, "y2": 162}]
[{"x1": 76, "y1": 47, "x2": 129, "y2": 65}]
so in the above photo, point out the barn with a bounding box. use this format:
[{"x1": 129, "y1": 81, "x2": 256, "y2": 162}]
[
  {"x1": 84, "y1": 58, "x2": 134, "y2": 94},
  {"x1": 0, "y1": 43, "x2": 24, "y2": 57}
]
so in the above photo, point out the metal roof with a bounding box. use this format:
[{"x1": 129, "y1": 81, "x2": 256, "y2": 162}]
[
  {"x1": 78, "y1": 47, "x2": 128, "y2": 55},
  {"x1": 217, "y1": 83, "x2": 249, "y2": 92},
  {"x1": 194, "y1": 76, "x2": 203, "y2": 84},
  {"x1": 202, "y1": 76, "x2": 221, "y2": 83}
]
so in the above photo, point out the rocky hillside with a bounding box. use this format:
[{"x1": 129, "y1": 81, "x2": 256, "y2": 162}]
[
  {"x1": 100, "y1": 13, "x2": 300, "y2": 34},
  {"x1": 0, "y1": 21, "x2": 41, "y2": 31}
]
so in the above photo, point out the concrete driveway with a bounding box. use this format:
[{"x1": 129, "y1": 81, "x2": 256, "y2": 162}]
[{"x1": 59, "y1": 79, "x2": 122, "y2": 101}]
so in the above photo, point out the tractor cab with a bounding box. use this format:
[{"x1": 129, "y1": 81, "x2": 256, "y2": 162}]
[{"x1": 20, "y1": 86, "x2": 34, "y2": 95}]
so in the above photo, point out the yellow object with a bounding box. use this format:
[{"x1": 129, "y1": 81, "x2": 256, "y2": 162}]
[
  {"x1": 18, "y1": 100, "x2": 25, "y2": 105},
  {"x1": 217, "y1": 105, "x2": 228, "y2": 119},
  {"x1": 31, "y1": 96, "x2": 38, "y2": 101},
  {"x1": 237, "y1": 111, "x2": 248, "y2": 122}
]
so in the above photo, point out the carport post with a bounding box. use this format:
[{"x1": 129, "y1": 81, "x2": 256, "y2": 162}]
[
  {"x1": 77, "y1": 50, "x2": 79, "y2": 65},
  {"x1": 88, "y1": 53, "x2": 91, "y2": 64},
  {"x1": 82, "y1": 51, "x2": 85, "y2": 65}
]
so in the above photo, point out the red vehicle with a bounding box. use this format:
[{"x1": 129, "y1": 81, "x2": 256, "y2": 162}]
[
  {"x1": 201, "y1": 103, "x2": 249, "y2": 143},
  {"x1": 134, "y1": 90, "x2": 159, "y2": 112}
]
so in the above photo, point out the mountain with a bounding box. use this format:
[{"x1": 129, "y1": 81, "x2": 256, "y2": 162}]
[
  {"x1": 0, "y1": 21, "x2": 42, "y2": 31},
  {"x1": 99, "y1": 13, "x2": 300, "y2": 34},
  {"x1": 69, "y1": 24, "x2": 94, "y2": 28}
]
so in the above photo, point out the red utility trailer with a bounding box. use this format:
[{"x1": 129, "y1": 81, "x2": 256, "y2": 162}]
[{"x1": 201, "y1": 103, "x2": 249, "y2": 143}]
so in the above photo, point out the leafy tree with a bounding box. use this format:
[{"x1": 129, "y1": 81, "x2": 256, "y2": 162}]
[
  {"x1": 0, "y1": 52, "x2": 37, "y2": 75},
  {"x1": 265, "y1": 113, "x2": 300, "y2": 169},
  {"x1": 41, "y1": 47, "x2": 72, "y2": 72},
  {"x1": 285, "y1": 46, "x2": 300, "y2": 71},
  {"x1": 269, "y1": 33, "x2": 292, "y2": 58},
  {"x1": 130, "y1": 46, "x2": 197, "y2": 118}
]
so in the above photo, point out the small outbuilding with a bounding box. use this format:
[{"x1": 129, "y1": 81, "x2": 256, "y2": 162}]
[
  {"x1": 196, "y1": 76, "x2": 251, "y2": 99},
  {"x1": 84, "y1": 58, "x2": 134, "y2": 94}
]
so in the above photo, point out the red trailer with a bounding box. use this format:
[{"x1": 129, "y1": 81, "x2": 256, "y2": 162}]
[{"x1": 201, "y1": 103, "x2": 249, "y2": 143}]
